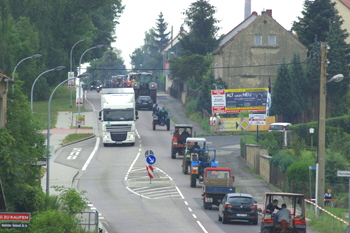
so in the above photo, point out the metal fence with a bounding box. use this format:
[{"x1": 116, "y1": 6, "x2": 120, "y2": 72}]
[{"x1": 270, "y1": 167, "x2": 287, "y2": 191}]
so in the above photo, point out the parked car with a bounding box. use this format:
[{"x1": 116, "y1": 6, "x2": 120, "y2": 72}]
[
  {"x1": 218, "y1": 193, "x2": 258, "y2": 225},
  {"x1": 268, "y1": 122, "x2": 292, "y2": 132},
  {"x1": 136, "y1": 96, "x2": 153, "y2": 110}
]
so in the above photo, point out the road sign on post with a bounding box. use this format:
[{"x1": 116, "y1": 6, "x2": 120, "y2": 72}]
[
  {"x1": 146, "y1": 155, "x2": 156, "y2": 165},
  {"x1": 146, "y1": 165, "x2": 154, "y2": 179}
]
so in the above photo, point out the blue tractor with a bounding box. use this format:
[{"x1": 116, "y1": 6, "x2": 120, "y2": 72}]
[{"x1": 190, "y1": 149, "x2": 218, "y2": 187}]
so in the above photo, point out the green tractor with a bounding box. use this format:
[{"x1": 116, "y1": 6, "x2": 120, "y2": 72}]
[{"x1": 129, "y1": 72, "x2": 157, "y2": 103}]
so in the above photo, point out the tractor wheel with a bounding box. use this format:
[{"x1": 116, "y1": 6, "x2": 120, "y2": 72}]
[
  {"x1": 150, "y1": 91, "x2": 157, "y2": 103},
  {"x1": 171, "y1": 148, "x2": 176, "y2": 159},
  {"x1": 153, "y1": 121, "x2": 156, "y2": 130},
  {"x1": 203, "y1": 200, "x2": 208, "y2": 210},
  {"x1": 190, "y1": 174, "x2": 196, "y2": 187},
  {"x1": 166, "y1": 121, "x2": 170, "y2": 131},
  {"x1": 182, "y1": 160, "x2": 188, "y2": 174},
  {"x1": 297, "y1": 230, "x2": 306, "y2": 233}
]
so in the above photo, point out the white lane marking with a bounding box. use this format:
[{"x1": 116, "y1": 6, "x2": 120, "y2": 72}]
[
  {"x1": 184, "y1": 201, "x2": 189, "y2": 205},
  {"x1": 82, "y1": 137, "x2": 100, "y2": 171},
  {"x1": 192, "y1": 214, "x2": 197, "y2": 219},
  {"x1": 67, "y1": 148, "x2": 82, "y2": 160},
  {"x1": 188, "y1": 207, "x2": 192, "y2": 212},
  {"x1": 197, "y1": 221, "x2": 208, "y2": 233}
]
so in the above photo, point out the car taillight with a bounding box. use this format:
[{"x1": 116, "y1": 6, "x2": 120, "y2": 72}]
[
  {"x1": 134, "y1": 84, "x2": 137, "y2": 86},
  {"x1": 251, "y1": 205, "x2": 257, "y2": 210},
  {"x1": 225, "y1": 204, "x2": 232, "y2": 209},
  {"x1": 151, "y1": 84, "x2": 155, "y2": 87}
]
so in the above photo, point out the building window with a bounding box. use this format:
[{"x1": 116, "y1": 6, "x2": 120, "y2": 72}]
[
  {"x1": 254, "y1": 35, "x2": 262, "y2": 46},
  {"x1": 268, "y1": 34, "x2": 276, "y2": 46}
]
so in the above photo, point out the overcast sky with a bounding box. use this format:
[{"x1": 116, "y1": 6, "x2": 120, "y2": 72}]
[{"x1": 112, "y1": 0, "x2": 305, "y2": 69}]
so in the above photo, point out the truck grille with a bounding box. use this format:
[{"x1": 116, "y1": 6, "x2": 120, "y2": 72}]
[
  {"x1": 106, "y1": 124, "x2": 132, "y2": 132},
  {"x1": 111, "y1": 132, "x2": 127, "y2": 142}
]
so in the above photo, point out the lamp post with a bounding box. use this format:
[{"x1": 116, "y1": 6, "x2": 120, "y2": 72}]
[
  {"x1": 46, "y1": 73, "x2": 91, "y2": 195},
  {"x1": 31, "y1": 66, "x2": 65, "y2": 111},
  {"x1": 316, "y1": 41, "x2": 344, "y2": 210},
  {"x1": 309, "y1": 128, "x2": 314, "y2": 150},
  {"x1": 77, "y1": 45, "x2": 104, "y2": 117},
  {"x1": 12, "y1": 54, "x2": 42, "y2": 79},
  {"x1": 69, "y1": 38, "x2": 91, "y2": 108}
]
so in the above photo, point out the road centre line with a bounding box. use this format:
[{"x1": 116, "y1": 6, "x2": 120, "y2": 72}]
[{"x1": 197, "y1": 221, "x2": 208, "y2": 233}]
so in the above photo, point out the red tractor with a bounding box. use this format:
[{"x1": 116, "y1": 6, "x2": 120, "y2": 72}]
[
  {"x1": 171, "y1": 124, "x2": 194, "y2": 159},
  {"x1": 260, "y1": 192, "x2": 307, "y2": 233}
]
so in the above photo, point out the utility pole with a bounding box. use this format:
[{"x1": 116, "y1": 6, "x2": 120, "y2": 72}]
[{"x1": 316, "y1": 41, "x2": 328, "y2": 209}]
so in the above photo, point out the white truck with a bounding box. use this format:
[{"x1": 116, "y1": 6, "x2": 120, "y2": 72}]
[{"x1": 99, "y1": 88, "x2": 138, "y2": 147}]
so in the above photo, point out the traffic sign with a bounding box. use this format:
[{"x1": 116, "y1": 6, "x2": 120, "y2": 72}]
[
  {"x1": 1, "y1": 223, "x2": 28, "y2": 228},
  {"x1": 146, "y1": 155, "x2": 156, "y2": 165},
  {"x1": 146, "y1": 165, "x2": 154, "y2": 178},
  {"x1": 240, "y1": 119, "x2": 250, "y2": 130},
  {"x1": 249, "y1": 114, "x2": 267, "y2": 125},
  {"x1": 337, "y1": 170, "x2": 350, "y2": 177},
  {"x1": 144, "y1": 150, "x2": 154, "y2": 158}
]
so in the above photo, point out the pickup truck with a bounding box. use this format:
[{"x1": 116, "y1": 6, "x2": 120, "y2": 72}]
[{"x1": 202, "y1": 167, "x2": 235, "y2": 209}]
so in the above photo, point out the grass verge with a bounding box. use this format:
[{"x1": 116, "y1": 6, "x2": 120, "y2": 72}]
[{"x1": 62, "y1": 133, "x2": 94, "y2": 145}]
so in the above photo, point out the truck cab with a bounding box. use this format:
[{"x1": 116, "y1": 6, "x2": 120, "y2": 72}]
[{"x1": 99, "y1": 88, "x2": 138, "y2": 147}]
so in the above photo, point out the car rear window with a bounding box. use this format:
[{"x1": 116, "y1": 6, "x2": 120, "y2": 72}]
[
  {"x1": 228, "y1": 197, "x2": 253, "y2": 205},
  {"x1": 270, "y1": 125, "x2": 283, "y2": 131}
]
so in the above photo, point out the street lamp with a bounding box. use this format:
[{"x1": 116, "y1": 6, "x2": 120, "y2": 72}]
[
  {"x1": 12, "y1": 54, "x2": 42, "y2": 80},
  {"x1": 31, "y1": 66, "x2": 65, "y2": 111},
  {"x1": 46, "y1": 73, "x2": 91, "y2": 195},
  {"x1": 69, "y1": 38, "x2": 91, "y2": 108},
  {"x1": 316, "y1": 41, "x2": 344, "y2": 212},
  {"x1": 77, "y1": 44, "x2": 104, "y2": 117},
  {"x1": 309, "y1": 128, "x2": 314, "y2": 150}
]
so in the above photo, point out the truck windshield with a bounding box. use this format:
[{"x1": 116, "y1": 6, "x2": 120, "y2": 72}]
[
  {"x1": 139, "y1": 74, "x2": 151, "y2": 82},
  {"x1": 104, "y1": 109, "x2": 134, "y2": 121}
]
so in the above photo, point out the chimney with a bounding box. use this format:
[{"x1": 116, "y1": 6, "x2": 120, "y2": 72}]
[
  {"x1": 266, "y1": 9, "x2": 272, "y2": 17},
  {"x1": 244, "y1": 0, "x2": 251, "y2": 19}
]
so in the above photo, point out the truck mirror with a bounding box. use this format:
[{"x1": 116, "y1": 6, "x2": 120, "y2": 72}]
[
  {"x1": 98, "y1": 111, "x2": 102, "y2": 121},
  {"x1": 136, "y1": 116, "x2": 139, "y2": 120}
]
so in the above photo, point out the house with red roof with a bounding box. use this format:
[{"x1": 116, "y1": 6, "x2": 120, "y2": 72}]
[{"x1": 213, "y1": 10, "x2": 307, "y2": 90}]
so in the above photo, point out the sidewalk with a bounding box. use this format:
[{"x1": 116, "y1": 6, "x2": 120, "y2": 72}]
[{"x1": 41, "y1": 111, "x2": 94, "y2": 195}]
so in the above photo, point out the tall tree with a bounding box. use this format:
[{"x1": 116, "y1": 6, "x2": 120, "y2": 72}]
[
  {"x1": 288, "y1": 53, "x2": 305, "y2": 117},
  {"x1": 270, "y1": 62, "x2": 301, "y2": 122},
  {"x1": 180, "y1": 0, "x2": 219, "y2": 55},
  {"x1": 152, "y1": 12, "x2": 170, "y2": 52},
  {"x1": 292, "y1": 0, "x2": 340, "y2": 50}
]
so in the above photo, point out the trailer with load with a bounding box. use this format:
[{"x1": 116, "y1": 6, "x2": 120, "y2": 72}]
[
  {"x1": 99, "y1": 88, "x2": 138, "y2": 146},
  {"x1": 202, "y1": 167, "x2": 235, "y2": 209}
]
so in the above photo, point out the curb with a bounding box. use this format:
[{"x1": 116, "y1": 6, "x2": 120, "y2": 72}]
[{"x1": 54, "y1": 135, "x2": 96, "y2": 154}]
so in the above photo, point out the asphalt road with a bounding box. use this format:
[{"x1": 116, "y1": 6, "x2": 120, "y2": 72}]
[{"x1": 53, "y1": 90, "x2": 320, "y2": 233}]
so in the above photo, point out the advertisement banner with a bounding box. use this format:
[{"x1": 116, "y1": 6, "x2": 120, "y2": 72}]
[
  {"x1": 225, "y1": 88, "x2": 268, "y2": 113},
  {"x1": 211, "y1": 90, "x2": 226, "y2": 113},
  {"x1": 68, "y1": 72, "x2": 74, "y2": 89}
]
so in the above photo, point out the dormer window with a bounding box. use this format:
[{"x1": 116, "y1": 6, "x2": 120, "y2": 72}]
[
  {"x1": 254, "y1": 34, "x2": 262, "y2": 46},
  {"x1": 268, "y1": 34, "x2": 276, "y2": 46}
]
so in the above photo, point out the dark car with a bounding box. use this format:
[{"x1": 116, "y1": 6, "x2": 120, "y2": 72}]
[
  {"x1": 136, "y1": 96, "x2": 153, "y2": 110},
  {"x1": 218, "y1": 193, "x2": 258, "y2": 225}
]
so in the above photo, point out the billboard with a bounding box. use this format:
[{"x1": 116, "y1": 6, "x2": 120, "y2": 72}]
[{"x1": 211, "y1": 88, "x2": 268, "y2": 113}]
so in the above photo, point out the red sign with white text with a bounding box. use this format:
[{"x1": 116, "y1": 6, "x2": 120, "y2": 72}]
[{"x1": 0, "y1": 213, "x2": 31, "y2": 222}]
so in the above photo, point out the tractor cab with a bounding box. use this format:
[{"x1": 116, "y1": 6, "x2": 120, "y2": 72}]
[
  {"x1": 261, "y1": 192, "x2": 307, "y2": 233},
  {"x1": 171, "y1": 124, "x2": 194, "y2": 159}
]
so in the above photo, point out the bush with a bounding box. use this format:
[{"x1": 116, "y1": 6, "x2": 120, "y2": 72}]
[
  {"x1": 286, "y1": 161, "x2": 309, "y2": 194},
  {"x1": 270, "y1": 151, "x2": 299, "y2": 173}
]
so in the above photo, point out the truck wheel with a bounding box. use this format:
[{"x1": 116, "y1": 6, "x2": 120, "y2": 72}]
[
  {"x1": 103, "y1": 143, "x2": 108, "y2": 147},
  {"x1": 260, "y1": 228, "x2": 270, "y2": 233},
  {"x1": 190, "y1": 174, "x2": 196, "y2": 187},
  {"x1": 153, "y1": 121, "x2": 156, "y2": 130},
  {"x1": 171, "y1": 148, "x2": 176, "y2": 159},
  {"x1": 203, "y1": 200, "x2": 208, "y2": 210},
  {"x1": 297, "y1": 230, "x2": 306, "y2": 233}
]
